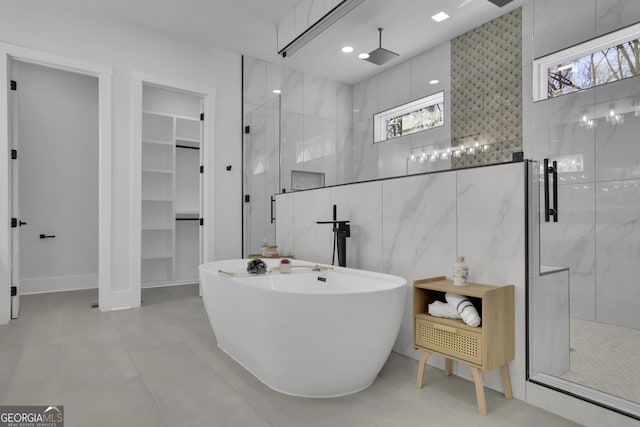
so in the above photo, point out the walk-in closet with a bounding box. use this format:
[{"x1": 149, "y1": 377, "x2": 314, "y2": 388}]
[{"x1": 141, "y1": 84, "x2": 203, "y2": 287}]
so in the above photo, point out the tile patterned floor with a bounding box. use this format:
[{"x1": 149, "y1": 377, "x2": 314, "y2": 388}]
[
  {"x1": 562, "y1": 318, "x2": 640, "y2": 405},
  {"x1": 0, "y1": 286, "x2": 581, "y2": 427}
]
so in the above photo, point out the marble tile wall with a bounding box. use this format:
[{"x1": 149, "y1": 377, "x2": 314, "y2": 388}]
[
  {"x1": 243, "y1": 56, "x2": 352, "y2": 254},
  {"x1": 275, "y1": 161, "x2": 527, "y2": 399},
  {"x1": 530, "y1": 269, "x2": 570, "y2": 378},
  {"x1": 272, "y1": 61, "x2": 353, "y2": 193},
  {"x1": 351, "y1": 42, "x2": 453, "y2": 181},
  {"x1": 524, "y1": 0, "x2": 640, "y2": 330}
]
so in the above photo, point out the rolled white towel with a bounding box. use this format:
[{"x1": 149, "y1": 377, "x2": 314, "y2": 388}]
[
  {"x1": 428, "y1": 301, "x2": 461, "y2": 319},
  {"x1": 445, "y1": 292, "x2": 481, "y2": 327}
]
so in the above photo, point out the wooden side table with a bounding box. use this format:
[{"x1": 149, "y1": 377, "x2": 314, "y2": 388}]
[{"x1": 413, "y1": 276, "x2": 515, "y2": 415}]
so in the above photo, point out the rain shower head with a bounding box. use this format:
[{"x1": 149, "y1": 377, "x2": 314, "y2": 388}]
[
  {"x1": 487, "y1": 0, "x2": 514, "y2": 6},
  {"x1": 362, "y1": 28, "x2": 398, "y2": 66}
]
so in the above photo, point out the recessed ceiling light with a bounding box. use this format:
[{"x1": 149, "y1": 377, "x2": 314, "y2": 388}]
[
  {"x1": 358, "y1": 53, "x2": 370, "y2": 59},
  {"x1": 431, "y1": 11, "x2": 450, "y2": 22},
  {"x1": 272, "y1": 89, "x2": 281, "y2": 94},
  {"x1": 429, "y1": 79, "x2": 439, "y2": 85},
  {"x1": 342, "y1": 46, "x2": 354, "y2": 53}
]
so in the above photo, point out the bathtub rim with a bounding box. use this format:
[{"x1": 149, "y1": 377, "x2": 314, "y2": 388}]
[{"x1": 199, "y1": 259, "x2": 408, "y2": 295}]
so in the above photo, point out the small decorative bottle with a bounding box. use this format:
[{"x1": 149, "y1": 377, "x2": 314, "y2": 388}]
[
  {"x1": 280, "y1": 258, "x2": 292, "y2": 274},
  {"x1": 453, "y1": 256, "x2": 469, "y2": 286}
]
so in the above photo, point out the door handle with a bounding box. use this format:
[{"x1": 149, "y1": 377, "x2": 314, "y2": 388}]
[
  {"x1": 270, "y1": 196, "x2": 275, "y2": 224},
  {"x1": 552, "y1": 160, "x2": 558, "y2": 222},
  {"x1": 39, "y1": 234, "x2": 55, "y2": 239},
  {"x1": 19, "y1": 221, "x2": 27, "y2": 226},
  {"x1": 543, "y1": 159, "x2": 559, "y2": 223}
]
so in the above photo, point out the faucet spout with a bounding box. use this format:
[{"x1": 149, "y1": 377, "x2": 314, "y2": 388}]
[{"x1": 316, "y1": 204, "x2": 350, "y2": 267}]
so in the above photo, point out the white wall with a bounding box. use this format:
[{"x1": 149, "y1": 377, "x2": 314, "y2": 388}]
[
  {"x1": 0, "y1": 2, "x2": 242, "y2": 312},
  {"x1": 13, "y1": 61, "x2": 99, "y2": 294}
]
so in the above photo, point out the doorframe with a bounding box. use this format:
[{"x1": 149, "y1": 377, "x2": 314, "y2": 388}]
[
  {"x1": 0, "y1": 43, "x2": 113, "y2": 323},
  {"x1": 130, "y1": 72, "x2": 216, "y2": 303}
]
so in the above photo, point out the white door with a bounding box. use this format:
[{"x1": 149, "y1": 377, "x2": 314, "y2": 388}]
[{"x1": 9, "y1": 69, "x2": 20, "y2": 319}]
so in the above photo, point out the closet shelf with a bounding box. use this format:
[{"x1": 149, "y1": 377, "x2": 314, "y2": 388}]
[
  {"x1": 142, "y1": 168, "x2": 173, "y2": 174},
  {"x1": 142, "y1": 138, "x2": 174, "y2": 146},
  {"x1": 142, "y1": 279, "x2": 174, "y2": 287},
  {"x1": 176, "y1": 143, "x2": 200, "y2": 150},
  {"x1": 173, "y1": 279, "x2": 199, "y2": 285},
  {"x1": 142, "y1": 254, "x2": 173, "y2": 260},
  {"x1": 142, "y1": 197, "x2": 173, "y2": 202},
  {"x1": 176, "y1": 211, "x2": 199, "y2": 220},
  {"x1": 176, "y1": 136, "x2": 200, "y2": 143},
  {"x1": 142, "y1": 226, "x2": 172, "y2": 231},
  {"x1": 143, "y1": 109, "x2": 199, "y2": 121}
]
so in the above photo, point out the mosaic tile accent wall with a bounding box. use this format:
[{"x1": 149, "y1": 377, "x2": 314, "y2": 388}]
[{"x1": 451, "y1": 8, "x2": 522, "y2": 168}]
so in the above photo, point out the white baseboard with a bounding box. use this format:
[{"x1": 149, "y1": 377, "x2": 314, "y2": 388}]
[{"x1": 20, "y1": 274, "x2": 98, "y2": 295}]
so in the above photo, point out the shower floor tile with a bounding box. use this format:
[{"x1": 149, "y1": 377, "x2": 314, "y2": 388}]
[{"x1": 561, "y1": 318, "x2": 640, "y2": 404}]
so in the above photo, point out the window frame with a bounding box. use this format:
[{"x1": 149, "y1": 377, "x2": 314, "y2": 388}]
[
  {"x1": 533, "y1": 22, "x2": 640, "y2": 102},
  {"x1": 533, "y1": 23, "x2": 640, "y2": 102},
  {"x1": 373, "y1": 91, "x2": 444, "y2": 143}
]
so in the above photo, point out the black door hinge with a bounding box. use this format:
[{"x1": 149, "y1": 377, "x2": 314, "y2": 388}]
[
  {"x1": 244, "y1": 195, "x2": 250, "y2": 203},
  {"x1": 244, "y1": 125, "x2": 250, "y2": 134},
  {"x1": 199, "y1": 218, "x2": 204, "y2": 226},
  {"x1": 11, "y1": 149, "x2": 17, "y2": 160},
  {"x1": 200, "y1": 113, "x2": 204, "y2": 121},
  {"x1": 11, "y1": 218, "x2": 17, "y2": 228},
  {"x1": 11, "y1": 286, "x2": 16, "y2": 297},
  {"x1": 10, "y1": 80, "x2": 16, "y2": 91},
  {"x1": 200, "y1": 165, "x2": 204, "y2": 173}
]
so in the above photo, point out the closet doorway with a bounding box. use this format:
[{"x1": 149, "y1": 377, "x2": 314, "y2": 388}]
[
  {"x1": 131, "y1": 74, "x2": 214, "y2": 303},
  {"x1": 9, "y1": 59, "x2": 99, "y2": 317}
]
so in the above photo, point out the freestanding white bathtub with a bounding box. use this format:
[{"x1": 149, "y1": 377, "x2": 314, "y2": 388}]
[{"x1": 199, "y1": 259, "x2": 407, "y2": 398}]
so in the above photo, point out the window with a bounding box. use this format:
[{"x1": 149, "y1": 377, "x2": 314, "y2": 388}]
[
  {"x1": 373, "y1": 91, "x2": 444, "y2": 143},
  {"x1": 533, "y1": 22, "x2": 640, "y2": 101}
]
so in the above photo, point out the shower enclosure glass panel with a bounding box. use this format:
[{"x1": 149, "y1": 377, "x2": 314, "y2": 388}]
[
  {"x1": 242, "y1": 101, "x2": 279, "y2": 256},
  {"x1": 529, "y1": 71, "x2": 640, "y2": 417}
]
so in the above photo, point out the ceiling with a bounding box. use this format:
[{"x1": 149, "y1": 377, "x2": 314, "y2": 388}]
[
  {"x1": 55, "y1": 0, "x2": 528, "y2": 84},
  {"x1": 52, "y1": 0, "x2": 299, "y2": 60},
  {"x1": 282, "y1": 0, "x2": 529, "y2": 83}
]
